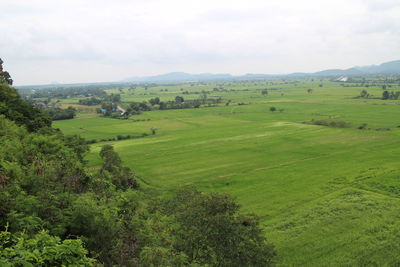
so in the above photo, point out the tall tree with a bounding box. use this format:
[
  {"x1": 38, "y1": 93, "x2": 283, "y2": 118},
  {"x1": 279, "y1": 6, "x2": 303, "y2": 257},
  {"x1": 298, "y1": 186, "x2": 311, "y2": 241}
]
[{"x1": 0, "y1": 58, "x2": 13, "y2": 85}]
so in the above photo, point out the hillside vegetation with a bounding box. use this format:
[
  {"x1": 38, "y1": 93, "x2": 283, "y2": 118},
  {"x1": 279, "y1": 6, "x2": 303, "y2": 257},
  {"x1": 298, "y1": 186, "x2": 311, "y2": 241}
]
[{"x1": 0, "y1": 62, "x2": 275, "y2": 266}]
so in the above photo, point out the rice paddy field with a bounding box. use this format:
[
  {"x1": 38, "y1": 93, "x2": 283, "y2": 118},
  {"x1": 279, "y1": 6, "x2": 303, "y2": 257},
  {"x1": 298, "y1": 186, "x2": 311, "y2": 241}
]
[{"x1": 54, "y1": 78, "x2": 400, "y2": 266}]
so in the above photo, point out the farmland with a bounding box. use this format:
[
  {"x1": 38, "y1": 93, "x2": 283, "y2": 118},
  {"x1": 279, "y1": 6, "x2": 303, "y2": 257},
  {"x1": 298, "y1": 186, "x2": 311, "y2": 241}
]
[{"x1": 54, "y1": 78, "x2": 400, "y2": 266}]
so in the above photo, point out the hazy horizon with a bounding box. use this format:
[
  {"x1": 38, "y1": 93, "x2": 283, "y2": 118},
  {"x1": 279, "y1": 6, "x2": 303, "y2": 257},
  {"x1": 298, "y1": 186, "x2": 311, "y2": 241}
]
[{"x1": 2, "y1": 0, "x2": 400, "y2": 85}]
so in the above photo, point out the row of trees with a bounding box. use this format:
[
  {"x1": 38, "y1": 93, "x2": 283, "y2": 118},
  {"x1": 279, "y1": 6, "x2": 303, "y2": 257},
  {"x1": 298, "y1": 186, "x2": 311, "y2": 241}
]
[
  {"x1": 382, "y1": 90, "x2": 400, "y2": 100},
  {"x1": 45, "y1": 106, "x2": 76, "y2": 120},
  {"x1": 99, "y1": 95, "x2": 224, "y2": 119},
  {"x1": 27, "y1": 87, "x2": 107, "y2": 99},
  {"x1": 358, "y1": 89, "x2": 400, "y2": 100}
]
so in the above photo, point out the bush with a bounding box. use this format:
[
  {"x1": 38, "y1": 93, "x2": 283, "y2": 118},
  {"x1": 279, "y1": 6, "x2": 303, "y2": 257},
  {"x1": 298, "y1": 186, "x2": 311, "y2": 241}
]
[
  {"x1": 309, "y1": 119, "x2": 351, "y2": 128},
  {"x1": 0, "y1": 230, "x2": 94, "y2": 266}
]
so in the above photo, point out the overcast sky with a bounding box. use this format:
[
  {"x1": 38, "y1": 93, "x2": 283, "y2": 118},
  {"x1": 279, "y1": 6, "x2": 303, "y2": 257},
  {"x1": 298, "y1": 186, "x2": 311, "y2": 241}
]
[{"x1": 1, "y1": 0, "x2": 399, "y2": 85}]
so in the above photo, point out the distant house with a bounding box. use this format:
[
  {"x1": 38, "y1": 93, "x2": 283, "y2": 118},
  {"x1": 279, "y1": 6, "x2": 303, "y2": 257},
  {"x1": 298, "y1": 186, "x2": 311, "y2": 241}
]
[
  {"x1": 336, "y1": 76, "x2": 348, "y2": 82},
  {"x1": 99, "y1": 106, "x2": 126, "y2": 116},
  {"x1": 117, "y1": 106, "x2": 126, "y2": 115}
]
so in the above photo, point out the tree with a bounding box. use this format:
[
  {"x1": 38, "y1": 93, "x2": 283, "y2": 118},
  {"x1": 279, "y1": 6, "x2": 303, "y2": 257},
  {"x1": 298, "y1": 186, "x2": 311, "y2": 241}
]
[
  {"x1": 45, "y1": 106, "x2": 77, "y2": 120},
  {"x1": 0, "y1": 60, "x2": 51, "y2": 131},
  {"x1": 163, "y1": 188, "x2": 276, "y2": 266},
  {"x1": 99, "y1": 145, "x2": 138, "y2": 189},
  {"x1": 149, "y1": 97, "x2": 160, "y2": 105},
  {"x1": 360, "y1": 89, "x2": 369, "y2": 98},
  {"x1": 62, "y1": 134, "x2": 90, "y2": 163},
  {"x1": 307, "y1": 88, "x2": 313, "y2": 94},
  {"x1": 270, "y1": 106, "x2": 276, "y2": 112},
  {"x1": 100, "y1": 145, "x2": 122, "y2": 172},
  {"x1": 0, "y1": 58, "x2": 13, "y2": 85},
  {"x1": 382, "y1": 90, "x2": 390, "y2": 100},
  {"x1": 200, "y1": 92, "x2": 208, "y2": 104},
  {"x1": 0, "y1": 83, "x2": 52, "y2": 131},
  {"x1": 159, "y1": 101, "x2": 167, "y2": 110},
  {"x1": 175, "y1": 96, "x2": 184, "y2": 104},
  {"x1": 261, "y1": 89, "x2": 268, "y2": 96}
]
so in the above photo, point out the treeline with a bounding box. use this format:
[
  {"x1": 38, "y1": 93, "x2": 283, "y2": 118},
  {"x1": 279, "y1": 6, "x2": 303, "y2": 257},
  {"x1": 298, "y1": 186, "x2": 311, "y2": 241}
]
[
  {"x1": 356, "y1": 89, "x2": 400, "y2": 100},
  {"x1": 382, "y1": 90, "x2": 400, "y2": 100},
  {"x1": 85, "y1": 131, "x2": 154, "y2": 144},
  {"x1": 79, "y1": 93, "x2": 121, "y2": 106},
  {"x1": 99, "y1": 95, "x2": 223, "y2": 119},
  {"x1": 305, "y1": 119, "x2": 352, "y2": 128},
  {"x1": 151, "y1": 95, "x2": 223, "y2": 110},
  {"x1": 45, "y1": 106, "x2": 76, "y2": 120},
  {"x1": 24, "y1": 87, "x2": 107, "y2": 99}
]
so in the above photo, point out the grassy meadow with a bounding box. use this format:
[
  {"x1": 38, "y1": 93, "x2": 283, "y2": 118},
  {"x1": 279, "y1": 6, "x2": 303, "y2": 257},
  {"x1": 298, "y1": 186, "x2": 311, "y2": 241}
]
[{"x1": 54, "y1": 78, "x2": 400, "y2": 266}]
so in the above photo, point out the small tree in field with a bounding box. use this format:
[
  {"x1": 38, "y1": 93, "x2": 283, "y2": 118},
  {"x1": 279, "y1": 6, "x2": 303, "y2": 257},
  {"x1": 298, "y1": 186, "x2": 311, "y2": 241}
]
[
  {"x1": 175, "y1": 96, "x2": 184, "y2": 104},
  {"x1": 360, "y1": 89, "x2": 369, "y2": 98},
  {"x1": 382, "y1": 90, "x2": 390, "y2": 100},
  {"x1": 270, "y1": 106, "x2": 276, "y2": 112},
  {"x1": 261, "y1": 89, "x2": 268, "y2": 96}
]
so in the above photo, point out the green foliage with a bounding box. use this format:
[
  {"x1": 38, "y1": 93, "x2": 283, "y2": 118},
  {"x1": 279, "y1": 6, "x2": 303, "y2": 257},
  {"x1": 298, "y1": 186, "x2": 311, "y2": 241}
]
[
  {"x1": 45, "y1": 106, "x2": 76, "y2": 120},
  {"x1": 381, "y1": 90, "x2": 400, "y2": 100},
  {"x1": 359, "y1": 89, "x2": 369, "y2": 98},
  {"x1": 308, "y1": 119, "x2": 352, "y2": 128},
  {"x1": 0, "y1": 83, "x2": 51, "y2": 131},
  {"x1": 175, "y1": 95, "x2": 185, "y2": 103},
  {"x1": 79, "y1": 97, "x2": 102, "y2": 105},
  {"x1": 149, "y1": 97, "x2": 160, "y2": 105},
  {"x1": 0, "y1": 58, "x2": 13, "y2": 85},
  {"x1": 62, "y1": 134, "x2": 90, "y2": 163},
  {"x1": 0, "y1": 71, "x2": 13, "y2": 86},
  {"x1": 0, "y1": 229, "x2": 93, "y2": 266},
  {"x1": 127, "y1": 101, "x2": 151, "y2": 115},
  {"x1": 25, "y1": 86, "x2": 107, "y2": 99},
  {"x1": 162, "y1": 188, "x2": 276, "y2": 266},
  {"x1": 382, "y1": 90, "x2": 390, "y2": 100},
  {"x1": 99, "y1": 145, "x2": 138, "y2": 190},
  {"x1": 139, "y1": 247, "x2": 189, "y2": 266}
]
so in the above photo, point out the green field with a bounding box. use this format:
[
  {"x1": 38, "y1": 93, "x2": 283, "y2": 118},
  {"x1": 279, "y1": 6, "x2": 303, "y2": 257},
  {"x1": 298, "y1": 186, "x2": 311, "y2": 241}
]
[{"x1": 54, "y1": 79, "x2": 400, "y2": 266}]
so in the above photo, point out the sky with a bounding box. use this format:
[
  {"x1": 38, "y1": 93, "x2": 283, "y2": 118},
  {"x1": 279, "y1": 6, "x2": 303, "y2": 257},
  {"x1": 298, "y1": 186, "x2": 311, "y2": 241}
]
[{"x1": 1, "y1": 0, "x2": 400, "y2": 85}]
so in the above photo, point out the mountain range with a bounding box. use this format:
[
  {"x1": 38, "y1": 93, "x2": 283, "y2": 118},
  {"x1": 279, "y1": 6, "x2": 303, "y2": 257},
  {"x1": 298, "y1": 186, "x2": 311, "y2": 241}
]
[{"x1": 123, "y1": 60, "x2": 400, "y2": 82}]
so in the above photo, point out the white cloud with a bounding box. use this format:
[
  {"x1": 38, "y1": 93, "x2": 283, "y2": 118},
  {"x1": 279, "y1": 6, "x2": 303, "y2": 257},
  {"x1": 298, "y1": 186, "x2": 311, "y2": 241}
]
[{"x1": 0, "y1": 0, "x2": 399, "y2": 84}]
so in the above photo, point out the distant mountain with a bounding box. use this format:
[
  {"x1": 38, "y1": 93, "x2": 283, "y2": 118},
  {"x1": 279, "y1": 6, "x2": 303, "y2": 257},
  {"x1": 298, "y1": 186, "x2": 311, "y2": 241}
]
[
  {"x1": 353, "y1": 60, "x2": 400, "y2": 74},
  {"x1": 309, "y1": 60, "x2": 400, "y2": 77},
  {"x1": 121, "y1": 60, "x2": 400, "y2": 83},
  {"x1": 310, "y1": 67, "x2": 363, "y2": 77},
  {"x1": 123, "y1": 72, "x2": 233, "y2": 82}
]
